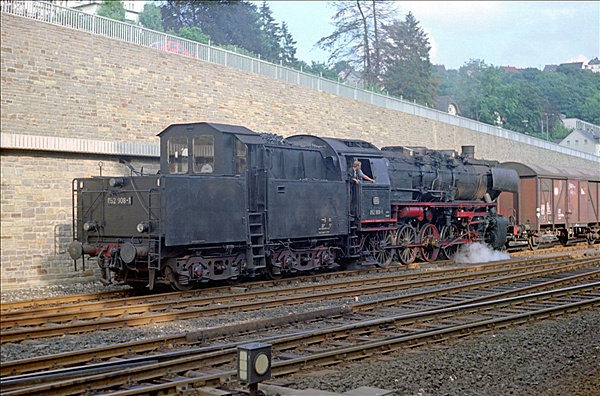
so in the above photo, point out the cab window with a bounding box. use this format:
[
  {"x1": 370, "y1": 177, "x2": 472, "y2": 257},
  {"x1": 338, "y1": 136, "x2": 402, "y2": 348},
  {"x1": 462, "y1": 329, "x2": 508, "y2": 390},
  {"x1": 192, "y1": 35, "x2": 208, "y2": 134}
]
[
  {"x1": 193, "y1": 135, "x2": 215, "y2": 174},
  {"x1": 235, "y1": 138, "x2": 247, "y2": 175},
  {"x1": 168, "y1": 137, "x2": 188, "y2": 174}
]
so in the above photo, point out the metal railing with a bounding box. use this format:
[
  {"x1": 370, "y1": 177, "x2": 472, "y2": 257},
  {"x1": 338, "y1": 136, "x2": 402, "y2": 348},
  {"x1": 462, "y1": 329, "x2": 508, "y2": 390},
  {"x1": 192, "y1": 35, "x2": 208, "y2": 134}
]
[{"x1": 1, "y1": 0, "x2": 598, "y2": 163}]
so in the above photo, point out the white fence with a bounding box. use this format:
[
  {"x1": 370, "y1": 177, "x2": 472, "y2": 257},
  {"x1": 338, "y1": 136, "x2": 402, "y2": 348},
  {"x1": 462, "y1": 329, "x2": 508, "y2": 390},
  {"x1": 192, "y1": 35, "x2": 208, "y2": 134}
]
[{"x1": 1, "y1": 0, "x2": 598, "y2": 163}]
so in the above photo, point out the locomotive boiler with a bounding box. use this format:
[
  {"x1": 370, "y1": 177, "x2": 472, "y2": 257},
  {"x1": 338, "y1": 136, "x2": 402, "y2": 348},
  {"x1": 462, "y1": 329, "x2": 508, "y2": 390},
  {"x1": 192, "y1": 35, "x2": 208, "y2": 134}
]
[{"x1": 68, "y1": 122, "x2": 518, "y2": 291}]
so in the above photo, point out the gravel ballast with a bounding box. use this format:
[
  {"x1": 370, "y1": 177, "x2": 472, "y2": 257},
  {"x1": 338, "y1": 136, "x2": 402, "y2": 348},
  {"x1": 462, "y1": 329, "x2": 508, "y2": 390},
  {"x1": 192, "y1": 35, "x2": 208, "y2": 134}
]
[{"x1": 2, "y1": 281, "x2": 599, "y2": 396}]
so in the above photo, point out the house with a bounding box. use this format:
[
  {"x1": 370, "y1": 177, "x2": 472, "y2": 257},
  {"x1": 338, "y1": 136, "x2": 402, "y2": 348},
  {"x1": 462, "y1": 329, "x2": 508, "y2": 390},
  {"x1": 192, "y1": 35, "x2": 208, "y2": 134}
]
[
  {"x1": 585, "y1": 57, "x2": 600, "y2": 73},
  {"x1": 558, "y1": 118, "x2": 600, "y2": 157},
  {"x1": 49, "y1": 1, "x2": 145, "y2": 23},
  {"x1": 338, "y1": 69, "x2": 363, "y2": 87}
]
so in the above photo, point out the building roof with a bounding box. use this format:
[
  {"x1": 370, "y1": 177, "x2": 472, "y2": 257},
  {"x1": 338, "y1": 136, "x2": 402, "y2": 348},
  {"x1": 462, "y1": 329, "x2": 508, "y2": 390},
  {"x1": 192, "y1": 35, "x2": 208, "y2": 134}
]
[
  {"x1": 500, "y1": 66, "x2": 520, "y2": 73},
  {"x1": 559, "y1": 62, "x2": 584, "y2": 69},
  {"x1": 575, "y1": 128, "x2": 600, "y2": 143}
]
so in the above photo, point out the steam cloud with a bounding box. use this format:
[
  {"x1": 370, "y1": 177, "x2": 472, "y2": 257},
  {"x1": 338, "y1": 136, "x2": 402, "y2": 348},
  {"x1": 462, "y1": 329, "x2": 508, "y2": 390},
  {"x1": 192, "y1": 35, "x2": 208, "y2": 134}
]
[{"x1": 453, "y1": 243, "x2": 510, "y2": 264}]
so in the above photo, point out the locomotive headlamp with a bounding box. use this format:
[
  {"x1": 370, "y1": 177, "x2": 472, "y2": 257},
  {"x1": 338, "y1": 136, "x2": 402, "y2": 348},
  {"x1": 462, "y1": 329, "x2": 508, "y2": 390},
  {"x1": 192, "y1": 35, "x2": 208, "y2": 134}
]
[
  {"x1": 136, "y1": 222, "x2": 150, "y2": 233},
  {"x1": 109, "y1": 178, "x2": 124, "y2": 187},
  {"x1": 237, "y1": 343, "x2": 272, "y2": 385},
  {"x1": 83, "y1": 221, "x2": 98, "y2": 232}
]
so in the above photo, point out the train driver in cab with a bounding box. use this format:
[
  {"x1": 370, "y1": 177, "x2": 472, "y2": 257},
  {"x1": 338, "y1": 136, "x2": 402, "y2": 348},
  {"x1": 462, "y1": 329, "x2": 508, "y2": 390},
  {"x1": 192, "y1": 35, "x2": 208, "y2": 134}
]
[{"x1": 350, "y1": 160, "x2": 375, "y2": 184}]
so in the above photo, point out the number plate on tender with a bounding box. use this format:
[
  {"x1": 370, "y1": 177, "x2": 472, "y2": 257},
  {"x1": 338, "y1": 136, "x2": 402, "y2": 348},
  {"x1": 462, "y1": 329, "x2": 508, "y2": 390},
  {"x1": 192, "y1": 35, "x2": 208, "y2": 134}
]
[{"x1": 107, "y1": 196, "x2": 133, "y2": 206}]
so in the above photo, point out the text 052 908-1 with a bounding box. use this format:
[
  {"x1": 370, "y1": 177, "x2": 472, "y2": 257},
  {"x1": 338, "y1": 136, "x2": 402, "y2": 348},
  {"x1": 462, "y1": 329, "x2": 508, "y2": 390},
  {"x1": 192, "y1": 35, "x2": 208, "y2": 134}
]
[{"x1": 107, "y1": 196, "x2": 133, "y2": 205}]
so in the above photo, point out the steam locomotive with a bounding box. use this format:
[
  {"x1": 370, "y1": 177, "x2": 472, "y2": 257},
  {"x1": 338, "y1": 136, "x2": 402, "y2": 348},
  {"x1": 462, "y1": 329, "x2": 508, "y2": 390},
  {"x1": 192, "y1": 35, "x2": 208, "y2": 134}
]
[{"x1": 68, "y1": 122, "x2": 519, "y2": 290}]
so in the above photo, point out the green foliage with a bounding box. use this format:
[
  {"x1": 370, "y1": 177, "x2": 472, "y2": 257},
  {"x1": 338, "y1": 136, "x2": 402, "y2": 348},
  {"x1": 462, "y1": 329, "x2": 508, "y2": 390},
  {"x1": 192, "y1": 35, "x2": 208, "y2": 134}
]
[
  {"x1": 553, "y1": 120, "x2": 571, "y2": 140},
  {"x1": 381, "y1": 12, "x2": 438, "y2": 106},
  {"x1": 279, "y1": 22, "x2": 298, "y2": 66},
  {"x1": 581, "y1": 92, "x2": 600, "y2": 125},
  {"x1": 435, "y1": 60, "x2": 600, "y2": 140},
  {"x1": 176, "y1": 26, "x2": 211, "y2": 44},
  {"x1": 218, "y1": 44, "x2": 257, "y2": 58},
  {"x1": 159, "y1": 1, "x2": 298, "y2": 67},
  {"x1": 97, "y1": 0, "x2": 126, "y2": 22},
  {"x1": 139, "y1": 2, "x2": 164, "y2": 32},
  {"x1": 257, "y1": 1, "x2": 282, "y2": 62},
  {"x1": 299, "y1": 61, "x2": 340, "y2": 80}
]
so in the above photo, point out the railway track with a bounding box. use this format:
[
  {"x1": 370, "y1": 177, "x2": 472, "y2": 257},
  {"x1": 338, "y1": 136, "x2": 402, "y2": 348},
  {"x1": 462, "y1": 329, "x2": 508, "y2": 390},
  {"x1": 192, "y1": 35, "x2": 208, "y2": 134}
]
[
  {"x1": 0, "y1": 243, "x2": 588, "y2": 315},
  {"x1": 1, "y1": 254, "x2": 594, "y2": 344},
  {"x1": 1, "y1": 255, "x2": 598, "y2": 395}
]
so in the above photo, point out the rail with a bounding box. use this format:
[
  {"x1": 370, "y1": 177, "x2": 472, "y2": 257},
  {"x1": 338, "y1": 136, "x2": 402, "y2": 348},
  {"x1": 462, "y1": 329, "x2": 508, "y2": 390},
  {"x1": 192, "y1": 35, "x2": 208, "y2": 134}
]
[{"x1": 1, "y1": 0, "x2": 598, "y2": 163}]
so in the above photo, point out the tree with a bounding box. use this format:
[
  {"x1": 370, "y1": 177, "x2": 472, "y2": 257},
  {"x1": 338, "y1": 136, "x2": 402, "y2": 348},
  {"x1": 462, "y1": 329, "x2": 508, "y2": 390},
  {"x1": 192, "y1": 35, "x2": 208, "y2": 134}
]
[
  {"x1": 581, "y1": 92, "x2": 600, "y2": 125},
  {"x1": 257, "y1": 1, "x2": 281, "y2": 62},
  {"x1": 279, "y1": 22, "x2": 298, "y2": 66},
  {"x1": 501, "y1": 80, "x2": 544, "y2": 136},
  {"x1": 139, "y1": 2, "x2": 164, "y2": 32},
  {"x1": 97, "y1": 0, "x2": 126, "y2": 22},
  {"x1": 381, "y1": 12, "x2": 438, "y2": 105},
  {"x1": 300, "y1": 61, "x2": 340, "y2": 80},
  {"x1": 160, "y1": 1, "x2": 263, "y2": 54},
  {"x1": 316, "y1": 0, "x2": 395, "y2": 86},
  {"x1": 175, "y1": 26, "x2": 210, "y2": 44}
]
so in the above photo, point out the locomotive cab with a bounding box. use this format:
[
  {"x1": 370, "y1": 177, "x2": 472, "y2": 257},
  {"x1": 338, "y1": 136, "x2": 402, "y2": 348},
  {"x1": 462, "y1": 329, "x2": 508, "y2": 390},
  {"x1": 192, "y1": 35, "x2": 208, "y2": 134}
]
[{"x1": 159, "y1": 122, "x2": 256, "y2": 177}]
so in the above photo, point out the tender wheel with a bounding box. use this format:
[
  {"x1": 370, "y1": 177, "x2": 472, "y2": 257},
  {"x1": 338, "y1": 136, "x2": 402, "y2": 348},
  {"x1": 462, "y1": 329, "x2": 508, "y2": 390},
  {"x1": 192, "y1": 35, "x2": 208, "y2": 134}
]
[
  {"x1": 164, "y1": 265, "x2": 194, "y2": 291},
  {"x1": 440, "y1": 224, "x2": 460, "y2": 260},
  {"x1": 558, "y1": 229, "x2": 569, "y2": 246},
  {"x1": 527, "y1": 234, "x2": 540, "y2": 250},
  {"x1": 396, "y1": 225, "x2": 417, "y2": 265},
  {"x1": 369, "y1": 230, "x2": 396, "y2": 268},
  {"x1": 419, "y1": 223, "x2": 440, "y2": 262},
  {"x1": 265, "y1": 254, "x2": 285, "y2": 280},
  {"x1": 587, "y1": 230, "x2": 598, "y2": 245},
  {"x1": 265, "y1": 262, "x2": 283, "y2": 280}
]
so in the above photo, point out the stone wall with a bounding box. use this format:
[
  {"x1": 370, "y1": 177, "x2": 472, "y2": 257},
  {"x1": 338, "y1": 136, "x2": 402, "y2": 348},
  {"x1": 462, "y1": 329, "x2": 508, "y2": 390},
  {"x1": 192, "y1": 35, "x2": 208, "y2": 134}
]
[{"x1": 1, "y1": 13, "x2": 598, "y2": 289}]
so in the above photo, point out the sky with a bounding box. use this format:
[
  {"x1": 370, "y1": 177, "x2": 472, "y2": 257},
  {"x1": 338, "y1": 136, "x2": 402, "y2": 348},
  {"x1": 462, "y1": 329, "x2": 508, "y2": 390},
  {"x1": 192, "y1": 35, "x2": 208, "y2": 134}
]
[{"x1": 264, "y1": 1, "x2": 600, "y2": 70}]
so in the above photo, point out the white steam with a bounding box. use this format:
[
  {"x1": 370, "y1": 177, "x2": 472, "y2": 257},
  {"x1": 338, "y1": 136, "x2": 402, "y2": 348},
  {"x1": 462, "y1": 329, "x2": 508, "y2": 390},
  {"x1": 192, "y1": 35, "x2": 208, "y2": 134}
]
[{"x1": 453, "y1": 243, "x2": 510, "y2": 264}]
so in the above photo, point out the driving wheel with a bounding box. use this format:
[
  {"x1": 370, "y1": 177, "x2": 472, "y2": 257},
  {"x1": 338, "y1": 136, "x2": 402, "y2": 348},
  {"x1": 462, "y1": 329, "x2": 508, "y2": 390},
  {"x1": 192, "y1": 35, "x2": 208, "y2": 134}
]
[
  {"x1": 420, "y1": 223, "x2": 440, "y2": 262},
  {"x1": 396, "y1": 225, "x2": 417, "y2": 265},
  {"x1": 369, "y1": 230, "x2": 396, "y2": 267},
  {"x1": 440, "y1": 224, "x2": 460, "y2": 259}
]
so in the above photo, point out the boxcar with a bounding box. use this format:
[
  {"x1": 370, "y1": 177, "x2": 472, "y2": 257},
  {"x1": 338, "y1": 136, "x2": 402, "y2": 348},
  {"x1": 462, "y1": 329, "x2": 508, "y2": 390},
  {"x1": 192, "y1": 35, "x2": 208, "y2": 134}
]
[{"x1": 497, "y1": 162, "x2": 600, "y2": 248}]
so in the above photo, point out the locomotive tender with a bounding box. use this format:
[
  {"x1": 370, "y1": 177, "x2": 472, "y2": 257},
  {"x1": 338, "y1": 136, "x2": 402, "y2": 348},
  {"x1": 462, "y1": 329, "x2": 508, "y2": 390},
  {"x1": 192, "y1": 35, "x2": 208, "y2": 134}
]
[{"x1": 69, "y1": 122, "x2": 519, "y2": 290}]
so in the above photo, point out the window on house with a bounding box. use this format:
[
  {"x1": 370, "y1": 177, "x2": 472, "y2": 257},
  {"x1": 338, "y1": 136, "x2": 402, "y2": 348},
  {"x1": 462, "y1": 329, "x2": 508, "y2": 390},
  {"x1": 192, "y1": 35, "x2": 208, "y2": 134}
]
[{"x1": 575, "y1": 140, "x2": 579, "y2": 145}]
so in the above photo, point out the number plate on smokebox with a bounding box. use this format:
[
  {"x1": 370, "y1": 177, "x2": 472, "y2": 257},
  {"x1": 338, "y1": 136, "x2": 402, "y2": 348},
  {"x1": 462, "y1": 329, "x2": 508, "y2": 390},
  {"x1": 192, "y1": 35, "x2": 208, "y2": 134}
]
[{"x1": 107, "y1": 196, "x2": 133, "y2": 206}]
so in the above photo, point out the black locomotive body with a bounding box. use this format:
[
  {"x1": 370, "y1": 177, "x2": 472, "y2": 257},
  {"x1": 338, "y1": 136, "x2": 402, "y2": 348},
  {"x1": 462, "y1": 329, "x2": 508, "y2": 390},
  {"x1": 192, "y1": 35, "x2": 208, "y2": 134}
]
[{"x1": 69, "y1": 122, "x2": 519, "y2": 290}]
